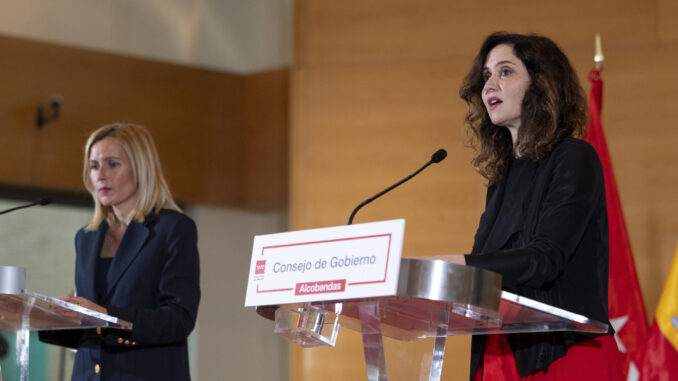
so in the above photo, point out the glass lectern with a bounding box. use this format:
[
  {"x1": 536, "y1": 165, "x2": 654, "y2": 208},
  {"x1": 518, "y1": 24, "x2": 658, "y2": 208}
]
[
  {"x1": 0, "y1": 266, "x2": 132, "y2": 380},
  {"x1": 255, "y1": 258, "x2": 608, "y2": 381}
]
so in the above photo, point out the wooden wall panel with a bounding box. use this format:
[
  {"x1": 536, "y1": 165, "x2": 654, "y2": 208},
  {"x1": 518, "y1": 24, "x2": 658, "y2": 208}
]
[
  {"x1": 291, "y1": 0, "x2": 678, "y2": 379},
  {"x1": 242, "y1": 69, "x2": 289, "y2": 210},
  {"x1": 294, "y1": 0, "x2": 657, "y2": 67},
  {"x1": 290, "y1": 60, "x2": 483, "y2": 248},
  {"x1": 659, "y1": 0, "x2": 678, "y2": 42},
  {"x1": 0, "y1": 34, "x2": 288, "y2": 209}
]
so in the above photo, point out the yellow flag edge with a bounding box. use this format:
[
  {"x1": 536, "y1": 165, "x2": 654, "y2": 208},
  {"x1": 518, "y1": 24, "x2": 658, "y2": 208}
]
[{"x1": 655, "y1": 244, "x2": 678, "y2": 351}]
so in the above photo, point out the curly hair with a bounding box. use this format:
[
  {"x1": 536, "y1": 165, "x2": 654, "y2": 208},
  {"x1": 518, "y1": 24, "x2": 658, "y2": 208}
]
[{"x1": 459, "y1": 32, "x2": 588, "y2": 184}]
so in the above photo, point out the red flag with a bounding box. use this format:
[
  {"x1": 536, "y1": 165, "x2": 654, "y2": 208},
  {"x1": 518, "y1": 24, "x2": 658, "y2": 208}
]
[
  {"x1": 584, "y1": 68, "x2": 650, "y2": 379},
  {"x1": 640, "y1": 245, "x2": 678, "y2": 380}
]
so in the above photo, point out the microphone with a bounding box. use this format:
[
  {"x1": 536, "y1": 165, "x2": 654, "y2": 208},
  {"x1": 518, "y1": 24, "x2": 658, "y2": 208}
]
[
  {"x1": 0, "y1": 197, "x2": 52, "y2": 216},
  {"x1": 347, "y1": 149, "x2": 447, "y2": 225}
]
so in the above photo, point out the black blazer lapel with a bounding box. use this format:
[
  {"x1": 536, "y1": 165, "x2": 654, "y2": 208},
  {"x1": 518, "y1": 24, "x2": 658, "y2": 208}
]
[
  {"x1": 78, "y1": 225, "x2": 107, "y2": 301},
  {"x1": 104, "y1": 219, "x2": 151, "y2": 301}
]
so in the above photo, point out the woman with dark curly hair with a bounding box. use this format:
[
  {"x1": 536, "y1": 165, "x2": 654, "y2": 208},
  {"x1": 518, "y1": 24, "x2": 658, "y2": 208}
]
[{"x1": 439, "y1": 33, "x2": 623, "y2": 379}]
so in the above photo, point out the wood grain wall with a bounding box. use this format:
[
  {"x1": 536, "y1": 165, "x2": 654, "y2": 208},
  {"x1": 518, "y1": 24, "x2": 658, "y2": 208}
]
[
  {"x1": 290, "y1": 0, "x2": 678, "y2": 379},
  {"x1": 0, "y1": 34, "x2": 288, "y2": 210}
]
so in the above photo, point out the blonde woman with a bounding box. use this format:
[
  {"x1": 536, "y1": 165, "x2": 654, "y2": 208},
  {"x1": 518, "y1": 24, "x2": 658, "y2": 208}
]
[{"x1": 41, "y1": 123, "x2": 200, "y2": 380}]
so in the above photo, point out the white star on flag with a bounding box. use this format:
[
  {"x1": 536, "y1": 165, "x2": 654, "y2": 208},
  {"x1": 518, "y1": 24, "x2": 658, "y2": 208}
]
[
  {"x1": 609, "y1": 315, "x2": 640, "y2": 381},
  {"x1": 610, "y1": 315, "x2": 629, "y2": 353}
]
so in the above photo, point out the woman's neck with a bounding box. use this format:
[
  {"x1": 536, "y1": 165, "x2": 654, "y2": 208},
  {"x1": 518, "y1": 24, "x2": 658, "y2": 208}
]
[{"x1": 508, "y1": 127, "x2": 522, "y2": 158}]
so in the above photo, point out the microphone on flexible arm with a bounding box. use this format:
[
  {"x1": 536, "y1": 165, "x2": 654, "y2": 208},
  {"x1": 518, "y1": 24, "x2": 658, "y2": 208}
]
[
  {"x1": 0, "y1": 198, "x2": 52, "y2": 216},
  {"x1": 347, "y1": 149, "x2": 447, "y2": 225}
]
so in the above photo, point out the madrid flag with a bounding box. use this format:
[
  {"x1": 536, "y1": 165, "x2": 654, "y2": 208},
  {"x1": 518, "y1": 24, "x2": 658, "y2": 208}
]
[
  {"x1": 584, "y1": 68, "x2": 649, "y2": 378},
  {"x1": 640, "y1": 246, "x2": 678, "y2": 380}
]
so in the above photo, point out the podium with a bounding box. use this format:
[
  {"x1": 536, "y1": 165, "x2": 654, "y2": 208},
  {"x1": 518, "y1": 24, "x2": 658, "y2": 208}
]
[
  {"x1": 0, "y1": 266, "x2": 132, "y2": 381},
  {"x1": 254, "y1": 258, "x2": 609, "y2": 381}
]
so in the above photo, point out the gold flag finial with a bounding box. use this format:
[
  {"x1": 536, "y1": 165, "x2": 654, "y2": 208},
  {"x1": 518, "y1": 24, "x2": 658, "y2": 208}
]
[{"x1": 594, "y1": 34, "x2": 604, "y2": 69}]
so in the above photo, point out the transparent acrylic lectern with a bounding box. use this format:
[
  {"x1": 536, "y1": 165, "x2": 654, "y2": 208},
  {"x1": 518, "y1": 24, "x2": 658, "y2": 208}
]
[
  {"x1": 0, "y1": 266, "x2": 132, "y2": 381},
  {"x1": 255, "y1": 258, "x2": 609, "y2": 381}
]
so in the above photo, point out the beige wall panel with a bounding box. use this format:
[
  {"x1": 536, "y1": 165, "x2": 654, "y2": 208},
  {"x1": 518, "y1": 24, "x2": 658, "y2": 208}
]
[
  {"x1": 292, "y1": 0, "x2": 678, "y2": 379},
  {"x1": 191, "y1": 206, "x2": 288, "y2": 381}
]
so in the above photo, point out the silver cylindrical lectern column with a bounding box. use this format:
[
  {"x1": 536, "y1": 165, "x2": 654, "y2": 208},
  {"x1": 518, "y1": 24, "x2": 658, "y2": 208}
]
[{"x1": 0, "y1": 266, "x2": 26, "y2": 294}]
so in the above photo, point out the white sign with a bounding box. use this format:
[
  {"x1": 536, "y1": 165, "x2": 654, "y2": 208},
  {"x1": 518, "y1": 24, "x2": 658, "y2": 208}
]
[{"x1": 244, "y1": 219, "x2": 405, "y2": 307}]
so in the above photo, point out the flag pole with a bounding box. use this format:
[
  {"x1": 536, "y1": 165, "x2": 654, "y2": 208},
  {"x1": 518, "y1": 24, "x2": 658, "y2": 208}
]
[
  {"x1": 594, "y1": 33, "x2": 604, "y2": 70},
  {"x1": 585, "y1": 32, "x2": 650, "y2": 378}
]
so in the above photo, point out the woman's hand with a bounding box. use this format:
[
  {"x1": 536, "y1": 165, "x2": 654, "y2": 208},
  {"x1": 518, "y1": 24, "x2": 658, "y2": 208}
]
[{"x1": 59, "y1": 295, "x2": 108, "y2": 315}]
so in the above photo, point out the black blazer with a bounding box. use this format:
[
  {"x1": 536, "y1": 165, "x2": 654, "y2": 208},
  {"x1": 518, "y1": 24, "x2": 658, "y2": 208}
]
[
  {"x1": 464, "y1": 138, "x2": 611, "y2": 378},
  {"x1": 40, "y1": 209, "x2": 200, "y2": 381}
]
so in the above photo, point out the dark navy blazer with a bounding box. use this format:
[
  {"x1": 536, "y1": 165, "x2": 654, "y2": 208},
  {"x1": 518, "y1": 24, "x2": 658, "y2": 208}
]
[{"x1": 41, "y1": 209, "x2": 200, "y2": 381}]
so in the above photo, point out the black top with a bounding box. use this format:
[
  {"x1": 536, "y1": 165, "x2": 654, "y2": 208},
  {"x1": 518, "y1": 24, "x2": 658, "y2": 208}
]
[
  {"x1": 95, "y1": 257, "x2": 113, "y2": 304},
  {"x1": 483, "y1": 158, "x2": 537, "y2": 253},
  {"x1": 465, "y1": 138, "x2": 611, "y2": 378}
]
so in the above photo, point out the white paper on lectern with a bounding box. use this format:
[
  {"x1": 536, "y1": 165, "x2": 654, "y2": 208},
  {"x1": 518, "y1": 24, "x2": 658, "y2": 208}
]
[{"x1": 244, "y1": 219, "x2": 405, "y2": 307}]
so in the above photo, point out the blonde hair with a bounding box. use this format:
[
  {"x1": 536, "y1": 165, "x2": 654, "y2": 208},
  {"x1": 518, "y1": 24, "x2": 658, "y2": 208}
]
[{"x1": 83, "y1": 123, "x2": 181, "y2": 231}]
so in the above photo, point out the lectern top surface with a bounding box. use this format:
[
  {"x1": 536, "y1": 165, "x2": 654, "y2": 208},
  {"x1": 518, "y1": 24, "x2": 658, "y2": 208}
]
[
  {"x1": 257, "y1": 258, "x2": 608, "y2": 340},
  {"x1": 0, "y1": 291, "x2": 132, "y2": 332}
]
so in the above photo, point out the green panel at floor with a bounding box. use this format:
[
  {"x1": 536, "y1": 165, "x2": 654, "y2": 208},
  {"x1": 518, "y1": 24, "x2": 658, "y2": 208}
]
[{"x1": 0, "y1": 330, "x2": 48, "y2": 380}]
